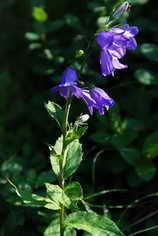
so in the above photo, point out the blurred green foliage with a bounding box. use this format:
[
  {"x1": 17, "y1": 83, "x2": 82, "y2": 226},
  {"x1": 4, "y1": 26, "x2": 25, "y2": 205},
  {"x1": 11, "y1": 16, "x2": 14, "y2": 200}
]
[{"x1": 1, "y1": 0, "x2": 158, "y2": 235}]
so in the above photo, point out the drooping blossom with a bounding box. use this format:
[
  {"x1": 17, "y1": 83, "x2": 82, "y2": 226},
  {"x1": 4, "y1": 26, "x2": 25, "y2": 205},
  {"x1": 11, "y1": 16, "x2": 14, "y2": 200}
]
[
  {"x1": 50, "y1": 68, "x2": 82, "y2": 99},
  {"x1": 81, "y1": 88, "x2": 115, "y2": 115},
  {"x1": 51, "y1": 68, "x2": 115, "y2": 115},
  {"x1": 96, "y1": 24, "x2": 139, "y2": 76}
]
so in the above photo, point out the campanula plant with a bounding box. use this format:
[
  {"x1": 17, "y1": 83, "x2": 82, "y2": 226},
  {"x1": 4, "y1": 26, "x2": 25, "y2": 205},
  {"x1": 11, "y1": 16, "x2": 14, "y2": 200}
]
[{"x1": 10, "y1": 1, "x2": 141, "y2": 236}]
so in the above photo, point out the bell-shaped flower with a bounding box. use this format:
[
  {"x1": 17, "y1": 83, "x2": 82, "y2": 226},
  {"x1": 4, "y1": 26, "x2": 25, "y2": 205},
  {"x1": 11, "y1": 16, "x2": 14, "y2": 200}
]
[
  {"x1": 96, "y1": 24, "x2": 139, "y2": 76},
  {"x1": 50, "y1": 68, "x2": 82, "y2": 99},
  {"x1": 81, "y1": 88, "x2": 115, "y2": 115},
  {"x1": 51, "y1": 68, "x2": 115, "y2": 116}
]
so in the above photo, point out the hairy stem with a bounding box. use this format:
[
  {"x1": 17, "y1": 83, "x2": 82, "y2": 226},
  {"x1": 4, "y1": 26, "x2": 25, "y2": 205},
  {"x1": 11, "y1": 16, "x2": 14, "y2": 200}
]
[{"x1": 59, "y1": 97, "x2": 72, "y2": 236}]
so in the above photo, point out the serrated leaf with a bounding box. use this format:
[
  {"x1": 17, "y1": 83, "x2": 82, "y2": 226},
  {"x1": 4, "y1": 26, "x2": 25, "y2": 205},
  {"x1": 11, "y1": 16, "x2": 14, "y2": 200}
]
[
  {"x1": 135, "y1": 161, "x2": 156, "y2": 181},
  {"x1": 45, "y1": 101, "x2": 64, "y2": 130},
  {"x1": 119, "y1": 148, "x2": 141, "y2": 166},
  {"x1": 64, "y1": 140, "x2": 83, "y2": 178},
  {"x1": 65, "y1": 182, "x2": 83, "y2": 201},
  {"x1": 143, "y1": 131, "x2": 158, "y2": 159},
  {"x1": 135, "y1": 69, "x2": 158, "y2": 85},
  {"x1": 45, "y1": 183, "x2": 71, "y2": 209},
  {"x1": 140, "y1": 43, "x2": 158, "y2": 62},
  {"x1": 44, "y1": 219, "x2": 76, "y2": 236},
  {"x1": 65, "y1": 211, "x2": 125, "y2": 236}
]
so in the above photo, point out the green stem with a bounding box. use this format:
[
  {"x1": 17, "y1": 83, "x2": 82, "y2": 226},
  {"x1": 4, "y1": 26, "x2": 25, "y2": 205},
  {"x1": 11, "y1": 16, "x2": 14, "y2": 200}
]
[
  {"x1": 59, "y1": 97, "x2": 72, "y2": 236},
  {"x1": 128, "y1": 225, "x2": 158, "y2": 236}
]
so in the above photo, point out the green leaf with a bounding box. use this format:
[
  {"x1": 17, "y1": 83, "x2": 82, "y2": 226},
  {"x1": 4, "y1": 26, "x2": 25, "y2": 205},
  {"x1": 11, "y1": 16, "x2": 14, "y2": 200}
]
[
  {"x1": 36, "y1": 171, "x2": 57, "y2": 187},
  {"x1": 25, "y1": 32, "x2": 40, "y2": 41},
  {"x1": 65, "y1": 211, "x2": 125, "y2": 236},
  {"x1": 44, "y1": 219, "x2": 76, "y2": 236},
  {"x1": 143, "y1": 131, "x2": 158, "y2": 159},
  {"x1": 111, "y1": 131, "x2": 137, "y2": 149},
  {"x1": 32, "y1": 7, "x2": 48, "y2": 22},
  {"x1": 135, "y1": 160, "x2": 156, "y2": 181},
  {"x1": 49, "y1": 136, "x2": 63, "y2": 177},
  {"x1": 140, "y1": 43, "x2": 158, "y2": 62},
  {"x1": 8, "y1": 179, "x2": 48, "y2": 207},
  {"x1": 119, "y1": 148, "x2": 141, "y2": 166},
  {"x1": 65, "y1": 126, "x2": 87, "y2": 145},
  {"x1": 65, "y1": 182, "x2": 83, "y2": 201},
  {"x1": 135, "y1": 69, "x2": 158, "y2": 85},
  {"x1": 127, "y1": 170, "x2": 143, "y2": 187},
  {"x1": 90, "y1": 131, "x2": 111, "y2": 145},
  {"x1": 45, "y1": 101, "x2": 64, "y2": 130},
  {"x1": 64, "y1": 139, "x2": 83, "y2": 178},
  {"x1": 121, "y1": 119, "x2": 145, "y2": 131},
  {"x1": 46, "y1": 20, "x2": 65, "y2": 33},
  {"x1": 45, "y1": 183, "x2": 71, "y2": 210}
]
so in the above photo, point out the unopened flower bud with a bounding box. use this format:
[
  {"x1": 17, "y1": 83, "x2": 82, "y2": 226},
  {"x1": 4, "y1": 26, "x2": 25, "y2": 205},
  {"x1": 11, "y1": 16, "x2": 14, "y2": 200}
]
[
  {"x1": 78, "y1": 114, "x2": 90, "y2": 122},
  {"x1": 113, "y1": 1, "x2": 130, "y2": 18},
  {"x1": 76, "y1": 49, "x2": 84, "y2": 58}
]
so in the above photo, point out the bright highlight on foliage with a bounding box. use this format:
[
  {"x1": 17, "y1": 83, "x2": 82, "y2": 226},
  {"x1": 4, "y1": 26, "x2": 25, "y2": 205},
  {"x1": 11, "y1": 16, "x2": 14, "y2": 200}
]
[{"x1": 32, "y1": 7, "x2": 48, "y2": 22}]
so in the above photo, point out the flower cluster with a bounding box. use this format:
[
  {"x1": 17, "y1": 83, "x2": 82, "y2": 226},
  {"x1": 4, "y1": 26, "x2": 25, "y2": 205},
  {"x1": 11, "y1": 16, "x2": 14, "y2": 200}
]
[
  {"x1": 50, "y1": 19, "x2": 138, "y2": 115},
  {"x1": 50, "y1": 68, "x2": 114, "y2": 115},
  {"x1": 96, "y1": 24, "x2": 139, "y2": 76}
]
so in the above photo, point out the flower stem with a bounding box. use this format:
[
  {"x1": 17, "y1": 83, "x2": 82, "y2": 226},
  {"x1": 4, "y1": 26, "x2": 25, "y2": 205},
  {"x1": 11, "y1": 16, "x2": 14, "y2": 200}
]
[{"x1": 59, "y1": 97, "x2": 72, "y2": 236}]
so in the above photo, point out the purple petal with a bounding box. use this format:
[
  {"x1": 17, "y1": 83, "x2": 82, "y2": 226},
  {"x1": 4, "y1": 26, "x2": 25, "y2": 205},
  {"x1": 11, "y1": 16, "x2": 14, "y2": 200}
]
[
  {"x1": 112, "y1": 56, "x2": 128, "y2": 69},
  {"x1": 90, "y1": 88, "x2": 115, "y2": 107},
  {"x1": 50, "y1": 86, "x2": 59, "y2": 94},
  {"x1": 59, "y1": 86, "x2": 71, "y2": 98},
  {"x1": 112, "y1": 27, "x2": 124, "y2": 34},
  {"x1": 60, "y1": 68, "x2": 78, "y2": 85},
  {"x1": 108, "y1": 44, "x2": 126, "y2": 59},
  {"x1": 81, "y1": 90, "x2": 96, "y2": 115},
  {"x1": 100, "y1": 50, "x2": 115, "y2": 76},
  {"x1": 126, "y1": 37, "x2": 137, "y2": 50},
  {"x1": 90, "y1": 88, "x2": 115, "y2": 115},
  {"x1": 71, "y1": 86, "x2": 83, "y2": 98},
  {"x1": 96, "y1": 32, "x2": 113, "y2": 49},
  {"x1": 59, "y1": 85, "x2": 82, "y2": 99},
  {"x1": 123, "y1": 24, "x2": 139, "y2": 37}
]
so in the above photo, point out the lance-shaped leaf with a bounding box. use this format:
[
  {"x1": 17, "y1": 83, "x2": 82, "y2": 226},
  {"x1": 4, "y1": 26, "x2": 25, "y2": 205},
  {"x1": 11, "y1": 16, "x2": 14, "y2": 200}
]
[
  {"x1": 7, "y1": 178, "x2": 48, "y2": 208},
  {"x1": 65, "y1": 211, "x2": 125, "y2": 236},
  {"x1": 64, "y1": 139, "x2": 83, "y2": 178}
]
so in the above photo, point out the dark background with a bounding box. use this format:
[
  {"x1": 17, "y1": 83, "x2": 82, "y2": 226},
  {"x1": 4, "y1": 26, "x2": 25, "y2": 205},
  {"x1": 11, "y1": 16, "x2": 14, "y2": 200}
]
[{"x1": 0, "y1": 0, "x2": 158, "y2": 235}]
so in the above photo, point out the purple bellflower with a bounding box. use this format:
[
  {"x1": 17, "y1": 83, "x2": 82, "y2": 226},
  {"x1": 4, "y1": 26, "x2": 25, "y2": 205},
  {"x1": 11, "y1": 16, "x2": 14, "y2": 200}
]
[
  {"x1": 96, "y1": 24, "x2": 139, "y2": 76},
  {"x1": 51, "y1": 68, "x2": 115, "y2": 115},
  {"x1": 81, "y1": 88, "x2": 115, "y2": 115},
  {"x1": 50, "y1": 68, "x2": 82, "y2": 99}
]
